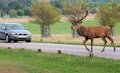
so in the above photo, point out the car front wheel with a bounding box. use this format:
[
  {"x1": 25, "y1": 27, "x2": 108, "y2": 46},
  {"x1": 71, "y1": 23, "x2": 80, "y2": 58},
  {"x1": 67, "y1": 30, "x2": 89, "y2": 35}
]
[
  {"x1": 13, "y1": 40, "x2": 18, "y2": 42},
  {"x1": 5, "y1": 35, "x2": 11, "y2": 43},
  {"x1": 26, "y1": 40, "x2": 31, "y2": 43}
]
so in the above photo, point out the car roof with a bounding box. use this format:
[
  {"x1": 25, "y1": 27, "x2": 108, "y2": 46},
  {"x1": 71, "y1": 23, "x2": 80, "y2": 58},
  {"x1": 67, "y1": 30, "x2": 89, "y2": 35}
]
[{"x1": 2, "y1": 23, "x2": 20, "y2": 25}]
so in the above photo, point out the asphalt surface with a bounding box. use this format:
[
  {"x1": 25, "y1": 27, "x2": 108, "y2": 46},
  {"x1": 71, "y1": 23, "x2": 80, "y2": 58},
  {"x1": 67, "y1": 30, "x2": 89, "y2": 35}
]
[{"x1": 0, "y1": 42, "x2": 120, "y2": 60}]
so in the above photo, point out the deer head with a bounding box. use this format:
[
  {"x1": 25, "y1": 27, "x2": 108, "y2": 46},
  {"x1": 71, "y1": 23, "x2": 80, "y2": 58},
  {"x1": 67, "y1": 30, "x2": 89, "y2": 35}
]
[
  {"x1": 71, "y1": 9, "x2": 88, "y2": 30},
  {"x1": 74, "y1": 9, "x2": 88, "y2": 24}
]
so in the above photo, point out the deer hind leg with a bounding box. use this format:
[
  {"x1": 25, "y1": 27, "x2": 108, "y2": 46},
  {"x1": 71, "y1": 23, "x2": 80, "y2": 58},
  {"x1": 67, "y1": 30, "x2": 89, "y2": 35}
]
[
  {"x1": 101, "y1": 37, "x2": 107, "y2": 52},
  {"x1": 107, "y1": 36, "x2": 116, "y2": 52},
  {"x1": 83, "y1": 38, "x2": 89, "y2": 51}
]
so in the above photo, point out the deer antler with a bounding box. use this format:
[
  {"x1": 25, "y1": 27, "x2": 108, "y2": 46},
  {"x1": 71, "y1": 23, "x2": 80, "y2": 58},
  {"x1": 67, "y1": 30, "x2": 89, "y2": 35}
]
[
  {"x1": 78, "y1": 9, "x2": 88, "y2": 21},
  {"x1": 66, "y1": 8, "x2": 88, "y2": 24}
]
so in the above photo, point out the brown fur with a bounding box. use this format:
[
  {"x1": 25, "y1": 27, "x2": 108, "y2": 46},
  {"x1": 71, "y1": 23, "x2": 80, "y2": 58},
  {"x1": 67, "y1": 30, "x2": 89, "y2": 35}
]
[
  {"x1": 72, "y1": 23, "x2": 116, "y2": 55},
  {"x1": 71, "y1": 9, "x2": 115, "y2": 57}
]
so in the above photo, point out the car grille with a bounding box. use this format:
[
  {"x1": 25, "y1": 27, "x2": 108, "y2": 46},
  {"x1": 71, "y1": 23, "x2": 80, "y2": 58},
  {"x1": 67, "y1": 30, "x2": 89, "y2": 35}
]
[{"x1": 18, "y1": 33, "x2": 27, "y2": 36}]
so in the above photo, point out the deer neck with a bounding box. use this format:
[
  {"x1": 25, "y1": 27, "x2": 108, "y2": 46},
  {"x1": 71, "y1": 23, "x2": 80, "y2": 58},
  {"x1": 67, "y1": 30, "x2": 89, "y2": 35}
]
[{"x1": 77, "y1": 25, "x2": 86, "y2": 36}]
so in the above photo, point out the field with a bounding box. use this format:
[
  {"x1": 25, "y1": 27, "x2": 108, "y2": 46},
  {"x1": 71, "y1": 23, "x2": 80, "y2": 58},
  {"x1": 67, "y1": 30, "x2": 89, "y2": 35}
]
[
  {"x1": 21, "y1": 20, "x2": 120, "y2": 35},
  {"x1": 21, "y1": 20, "x2": 120, "y2": 46},
  {"x1": 1, "y1": 18, "x2": 120, "y2": 45},
  {"x1": 21, "y1": 20, "x2": 101, "y2": 34},
  {"x1": 0, "y1": 48, "x2": 120, "y2": 73}
]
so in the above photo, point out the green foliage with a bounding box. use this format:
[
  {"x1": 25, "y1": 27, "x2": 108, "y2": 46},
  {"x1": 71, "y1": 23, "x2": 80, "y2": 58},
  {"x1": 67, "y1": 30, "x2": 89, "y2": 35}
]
[
  {"x1": 17, "y1": 9, "x2": 24, "y2": 17},
  {"x1": 30, "y1": 2, "x2": 61, "y2": 38},
  {"x1": 97, "y1": 1, "x2": 120, "y2": 27},
  {"x1": 31, "y1": 2, "x2": 61, "y2": 25},
  {"x1": 61, "y1": 0, "x2": 88, "y2": 15},
  {"x1": 61, "y1": 0, "x2": 88, "y2": 38},
  {"x1": 0, "y1": 0, "x2": 32, "y2": 17},
  {"x1": 8, "y1": 1, "x2": 18, "y2": 9},
  {"x1": 0, "y1": 2, "x2": 5, "y2": 12},
  {"x1": 9, "y1": 9, "x2": 17, "y2": 18},
  {"x1": 0, "y1": 9, "x2": 4, "y2": 17},
  {"x1": 24, "y1": 7, "x2": 32, "y2": 16},
  {"x1": 61, "y1": 0, "x2": 89, "y2": 24},
  {"x1": 97, "y1": 0, "x2": 120, "y2": 35}
]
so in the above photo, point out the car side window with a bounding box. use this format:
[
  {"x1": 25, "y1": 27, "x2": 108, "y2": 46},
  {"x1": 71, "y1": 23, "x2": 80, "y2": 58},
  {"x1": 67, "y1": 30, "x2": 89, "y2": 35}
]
[
  {"x1": 0, "y1": 24, "x2": 2, "y2": 29},
  {"x1": 1, "y1": 25, "x2": 6, "y2": 30}
]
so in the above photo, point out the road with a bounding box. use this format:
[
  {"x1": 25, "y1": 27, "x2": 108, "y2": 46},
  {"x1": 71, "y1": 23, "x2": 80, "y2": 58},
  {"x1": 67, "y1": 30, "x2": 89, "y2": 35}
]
[{"x1": 0, "y1": 42, "x2": 120, "y2": 60}]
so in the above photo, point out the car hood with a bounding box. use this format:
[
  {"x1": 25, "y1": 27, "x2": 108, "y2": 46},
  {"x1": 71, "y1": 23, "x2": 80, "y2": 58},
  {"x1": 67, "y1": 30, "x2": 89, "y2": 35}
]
[{"x1": 8, "y1": 30, "x2": 31, "y2": 34}]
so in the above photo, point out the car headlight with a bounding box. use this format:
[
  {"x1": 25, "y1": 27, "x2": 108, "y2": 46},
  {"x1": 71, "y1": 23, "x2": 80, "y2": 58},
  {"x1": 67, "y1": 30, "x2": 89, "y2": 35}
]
[
  {"x1": 28, "y1": 32, "x2": 31, "y2": 35},
  {"x1": 11, "y1": 32, "x2": 17, "y2": 35}
]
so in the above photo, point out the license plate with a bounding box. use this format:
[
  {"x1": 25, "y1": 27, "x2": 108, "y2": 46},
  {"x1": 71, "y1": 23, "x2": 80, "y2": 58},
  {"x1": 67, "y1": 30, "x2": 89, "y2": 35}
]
[{"x1": 19, "y1": 36, "x2": 27, "y2": 38}]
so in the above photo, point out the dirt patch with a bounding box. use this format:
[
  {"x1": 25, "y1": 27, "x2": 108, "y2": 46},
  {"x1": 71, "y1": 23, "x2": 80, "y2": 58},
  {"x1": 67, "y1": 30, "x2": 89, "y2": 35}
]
[
  {"x1": 32, "y1": 34, "x2": 119, "y2": 45},
  {"x1": 0, "y1": 17, "x2": 34, "y2": 23},
  {"x1": 61, "y1": 14, "x2": 97, "y2": 21}
]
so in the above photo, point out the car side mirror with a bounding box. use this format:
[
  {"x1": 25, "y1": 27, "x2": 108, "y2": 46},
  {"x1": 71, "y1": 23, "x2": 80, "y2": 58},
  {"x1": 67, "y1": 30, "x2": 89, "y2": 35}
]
[
  {"x1": 25, "y1": 28, "x2": 28, "y2": 30},
  {"x1": 2, "y1": 28, "x2": 6, "y2": 30}
]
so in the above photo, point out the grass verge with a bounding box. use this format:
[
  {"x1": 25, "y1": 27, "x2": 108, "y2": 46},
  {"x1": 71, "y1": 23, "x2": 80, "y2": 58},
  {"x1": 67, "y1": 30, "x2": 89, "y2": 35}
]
[{"x1": 0, "y1": 48, "x2": 120, "y2": 73}]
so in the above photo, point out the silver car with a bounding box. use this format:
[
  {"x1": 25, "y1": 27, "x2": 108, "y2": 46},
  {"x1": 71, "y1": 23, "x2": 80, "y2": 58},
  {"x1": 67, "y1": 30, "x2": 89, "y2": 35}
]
[{"x1": 0, "y1": 23, "x2": 31, "y2": 42}]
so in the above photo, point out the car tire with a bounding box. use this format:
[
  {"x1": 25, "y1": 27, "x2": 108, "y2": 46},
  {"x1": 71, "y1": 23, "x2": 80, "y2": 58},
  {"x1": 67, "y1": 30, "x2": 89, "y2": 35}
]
[
  {"x1": 5, "y1": 35, "x2": 11, "y2": 43},
  {"x1": 26, "y1": 40, "x2": 31, "y2": 43},
  {"x1": 14, "y1": 40, "x2": 18, "y2": 42}
]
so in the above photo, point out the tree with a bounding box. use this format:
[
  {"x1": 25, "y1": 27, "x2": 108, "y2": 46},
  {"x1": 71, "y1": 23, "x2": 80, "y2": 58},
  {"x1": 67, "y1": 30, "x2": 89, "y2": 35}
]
[
  {"x1": 17, "y1": 9, "x2": 24, "y2": 17},
  {"x1": 97, "y1": 0, "x2": 120, "y2": 36},
  {"x1": 24, "y1": 7, "x2": 32, "y2": 16},
  {"x1": 0, "y1": 9, "x2": 4, "y2": 17},
  {"x1": 61, "y1": 0, "x2": 88, "y2": 38},
  {"x1": 0, "y1": 2, "x2": 6, "y2": 12},
  {"x1": 8, "y1": 1, "x2": 18, "y2": 9},
  {"x1": 31, "y1": 2, "x2": 61, "y2": 38},
  {"x1": 9, "y1": 9, "x2": 17, "y2": 18}
]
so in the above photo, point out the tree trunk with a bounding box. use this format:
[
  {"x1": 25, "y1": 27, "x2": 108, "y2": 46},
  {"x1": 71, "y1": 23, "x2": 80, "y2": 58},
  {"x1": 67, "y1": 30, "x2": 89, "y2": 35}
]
[
  {"x1": 41, "y1": 24, "x2": 51, "y2": 38},
  {"x1": 110, "y1": 27, "x2": 115, "y2": 36},
  {"x1": 72, "y1": 29, "x2": 79, "y2": 38}
]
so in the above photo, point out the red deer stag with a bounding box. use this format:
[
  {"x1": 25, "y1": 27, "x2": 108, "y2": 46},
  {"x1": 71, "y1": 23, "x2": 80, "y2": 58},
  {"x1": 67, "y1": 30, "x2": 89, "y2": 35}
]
[{"x1": 72, "y1": 10, "x2": 116, "y2": 57}]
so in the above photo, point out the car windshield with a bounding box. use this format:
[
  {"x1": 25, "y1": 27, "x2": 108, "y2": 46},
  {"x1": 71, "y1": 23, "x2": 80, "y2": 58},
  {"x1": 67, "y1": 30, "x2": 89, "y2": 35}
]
[{"x1": 6, "y1": 24, "x2": 25, "y2": 30}]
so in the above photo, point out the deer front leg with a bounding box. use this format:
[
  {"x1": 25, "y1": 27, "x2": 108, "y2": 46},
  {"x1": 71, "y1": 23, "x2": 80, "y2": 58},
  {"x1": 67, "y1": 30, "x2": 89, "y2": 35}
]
[
  {"x1": 101, "y1": 37, "x2": 107, "y2": 52},
  {"x1": 83, "y1": 38, "x2": 89, "y2": 51},
  {"x1": 89, "y1": 38, "x2": 94, "y2": 58}
]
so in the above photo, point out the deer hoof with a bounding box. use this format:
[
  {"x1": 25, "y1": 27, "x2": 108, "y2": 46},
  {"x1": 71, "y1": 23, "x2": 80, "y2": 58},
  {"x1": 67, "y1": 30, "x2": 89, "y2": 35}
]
[
  {"x1": 89, "y1": 53, "x2": 93, "y2": 58},
  {"x1": 114, "y1": 49, "x2": 116, "y2": 52},
  {"x1": 101, "y1": 49, "x2": 104, "y2": 53}
]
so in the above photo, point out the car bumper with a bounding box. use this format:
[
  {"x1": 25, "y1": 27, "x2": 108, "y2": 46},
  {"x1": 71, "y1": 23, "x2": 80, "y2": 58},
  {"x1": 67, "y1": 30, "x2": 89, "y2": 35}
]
[{"x1": 9, "y1": 35, "x2": 31, "y2": 41}]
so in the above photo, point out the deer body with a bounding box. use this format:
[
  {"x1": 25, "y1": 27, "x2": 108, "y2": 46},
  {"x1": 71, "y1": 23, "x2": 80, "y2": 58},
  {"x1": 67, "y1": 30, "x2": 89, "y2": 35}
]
[
  {"x1": 73, "y1": 24, "x2": 116, "y2": 55},
  {"x1": 77, "y1": 25, "x2": 110, "y2": 39},
  {"x1": 71, "y1": 10, "x2": 116, "y2": 57}
]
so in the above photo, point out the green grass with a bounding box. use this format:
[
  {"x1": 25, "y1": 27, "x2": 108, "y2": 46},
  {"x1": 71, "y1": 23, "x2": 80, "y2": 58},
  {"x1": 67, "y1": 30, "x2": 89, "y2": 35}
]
[
  {"x1": 21, "y1": 22, "x2": 40, "y2": 34},
  {"x1": 21, "y1": 20, "x2": 120, "y2": 35},
  {"x1": 0, "y1": 48, "x2": 120, "y2": 73},
  {"x1": 21, "y1": 20, "x2": 101, "y2": 34},
  {"x1": 22, "y1": 21, "x2": 72, "y2": 34},
  {"x1": 115, "y1": 22, "x2": 120, "y2": 35}
]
